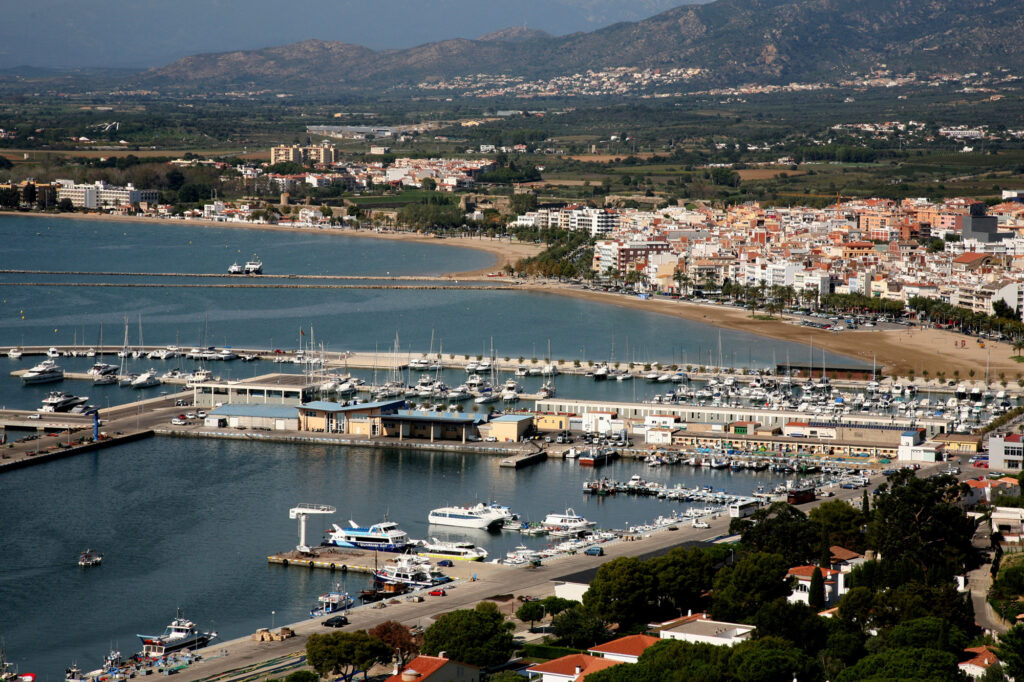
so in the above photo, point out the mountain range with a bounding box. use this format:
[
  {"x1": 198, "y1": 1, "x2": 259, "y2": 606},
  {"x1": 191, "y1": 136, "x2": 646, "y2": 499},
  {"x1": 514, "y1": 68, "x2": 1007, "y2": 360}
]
[{"x1": 118, "y1": 0, "x2": 1024, "y2": 94}]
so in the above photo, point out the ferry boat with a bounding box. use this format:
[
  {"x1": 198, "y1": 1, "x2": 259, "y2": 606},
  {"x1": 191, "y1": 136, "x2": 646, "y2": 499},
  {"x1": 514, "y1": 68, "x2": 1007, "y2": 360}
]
[
  {"x1": 78, "y1": 549, "x2": 103, "y2": 567},
  {"x1": 543, "y1": 508, "x2": 595, "y2": 533},
  {"x1": 324, "y1": 520, "x2": 412, "y2": 552},
  {"x1": 244, "y1": 256, "x2": 263, "y2": 274},
  {"x1": 22, "y1": 359, "x2": 64, "y2": 385},
  {"x1": 136, "y1": 609, "x2": 216, "y2": 658},
  {"x1": 40, "y1": 392, "x2": 88, "y2": 413},
  {"x1": 310, "y1": 585, "x2": 354, "y2": 617},
  {"x1": 373, "y1": 555, "x2": 451, "y2": 588},
  {"x1": 417, "y1": 538, "x2": 488, "y2": 561},
  {"x1": 228, "y1": 262, "x2": 244, "y2": 275},
  {"x1": 428, "y1": 503, "x2": 506, "y2": 530}
]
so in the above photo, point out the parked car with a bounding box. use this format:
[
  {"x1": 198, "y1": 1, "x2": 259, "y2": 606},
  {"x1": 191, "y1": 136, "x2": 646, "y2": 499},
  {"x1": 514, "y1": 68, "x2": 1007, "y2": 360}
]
[
  {"x1": 322, "y1": 615, "x2": 349, "y2": 627},
  {"x1": 583, "y1": 546, "x2": 604, "y2": 556},
  {"x1": 437, "y1": 559, "x2": 454, "y2": 567},
  {"x1": 171, "y1": 417, "x2": 187, "y2": 426},
  {"x1": 428, "y1": 588, "x2": 447, "y2": 597}
]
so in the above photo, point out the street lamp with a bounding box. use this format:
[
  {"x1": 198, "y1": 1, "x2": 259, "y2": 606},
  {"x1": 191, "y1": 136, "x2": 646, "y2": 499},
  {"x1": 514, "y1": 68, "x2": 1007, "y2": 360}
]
[{"x1": 272, "y1": 610, "x2": 276, "y2": 630}]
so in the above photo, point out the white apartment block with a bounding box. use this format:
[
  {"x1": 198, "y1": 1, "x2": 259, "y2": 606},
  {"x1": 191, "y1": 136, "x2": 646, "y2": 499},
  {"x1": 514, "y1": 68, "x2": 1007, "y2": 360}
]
[{"x1": 56, "y1": 179, "x2": 158, "y2": 209}]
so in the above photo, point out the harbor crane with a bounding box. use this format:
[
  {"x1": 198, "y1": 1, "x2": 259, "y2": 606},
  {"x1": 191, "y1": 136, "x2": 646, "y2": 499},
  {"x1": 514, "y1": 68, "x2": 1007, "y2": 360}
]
[{"x1": 289, "y1": 503, "x2": 336, "y2": 553}]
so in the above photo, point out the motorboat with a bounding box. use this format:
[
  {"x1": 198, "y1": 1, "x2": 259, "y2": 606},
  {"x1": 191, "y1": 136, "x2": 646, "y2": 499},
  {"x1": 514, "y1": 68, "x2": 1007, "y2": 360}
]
[
  {"x1": 87, "y1": 362, "x2": 118, "y2": 376},
  {"x1": 0, "y1": 645, "x2": 34, "y2": 682},
  {"x1": 428, "y1": 503, "x2": 506, "y2": 529},
  {"x1": 7, "y1": 347, "x2": 22, "y2": 359},
  {"x1": 324, "y1": 520, "x2": 412, "y2": 552},
  {"x1": 309, "y1": 585, "x2": 354, "y2": 617},
  {"x1": 543, "y1": 508, "x2": 595, "y2": 533},
  {"x1": 40, "y1": 391, "x2": 88, "y2": 413},
  {"x1": 46, "y1": 347, "x2": 61, "y2": 358},
  {"x1": 186, "y1": 369, "x2": 213, "y2": 387},
  {"x1": 417, "y1": 538, "x2": 488, "y2": 561},
  {"x1": 373, "y1": 555, "x2": 450, "y2": 588},
  {"x1": 131, "y1": 369, "x2": 161, "y2": 389},
  {"x1": 93, "y1": 374, "x2": 117, "y2": 386},
  {"x1": 137, "y1": 610, "x2": 217, "y2": 658},
  {"x1": 244, "y1": 256, "x2": 263, "y2": 274},
  {"x1": 22, "y1": 359, "x2": 64, "y2": 384},
  {"x1": 78, "y1": 549, "x2": 102, "y2": 567},
  {"x1": 228, "y1": 262, "x2": 244, "y2": 275}
]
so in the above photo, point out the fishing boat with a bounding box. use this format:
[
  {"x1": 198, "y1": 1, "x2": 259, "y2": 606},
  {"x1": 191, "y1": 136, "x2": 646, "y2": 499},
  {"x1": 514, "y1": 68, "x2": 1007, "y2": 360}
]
[
  {"x1": 228, "y1": 262, "x2": 244, "y2": 275},
  {"x1": 1, "y1": 643, "x2": 35, "y2": 682},
  {"x1": 309, "y1": 585, "x2": 354, "y2": 617},
  {"x1": 578, "y1": 448, "x2": 617, "y2": 467},
  {"x1": 324, "y1": 520, "x2": 412, "y2": 552},
  {"x1": 136, "y1": 609, "x2": 216, "y2": 658},
  {"x1": 428, "y1": 503, "x2": 506, "y2": 530},
  {"x1": 417, "y1": 538, "x2": 488, "y2": 561},
  {"x1": 373, "y1": 555, "x2": 450, "y2": 588},
  {"x1": 21, "y1": 359, "x2": 63, "y2": 385},
  {"x1": 77, "y1": 549, "x2": 102, "y2": 567}
]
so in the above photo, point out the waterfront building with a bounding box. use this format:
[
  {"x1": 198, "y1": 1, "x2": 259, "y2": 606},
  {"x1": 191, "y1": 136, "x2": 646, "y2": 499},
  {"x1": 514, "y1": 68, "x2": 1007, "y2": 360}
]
[
  {"x1": 206, "y1": 404, "x2": 300, "y2": 430},
  {"x1": 55, "y1": 179, "x2": 158, "y2": 208},
  {"x1": 192, "y1": 373, "x2": 318, "y2": 408},
  {"x1": 297, "y1": 399, "x2": 406, "y2": 435}
]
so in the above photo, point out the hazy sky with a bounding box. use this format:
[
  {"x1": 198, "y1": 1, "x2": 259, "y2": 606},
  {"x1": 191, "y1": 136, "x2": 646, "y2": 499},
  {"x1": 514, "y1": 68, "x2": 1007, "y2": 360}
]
[{"x1": 0, "y1": 0, "x2": 694, "y2": 69}]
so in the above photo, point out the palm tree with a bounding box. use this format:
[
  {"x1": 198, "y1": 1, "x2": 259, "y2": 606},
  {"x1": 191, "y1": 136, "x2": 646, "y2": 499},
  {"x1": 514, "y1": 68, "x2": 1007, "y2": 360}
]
[{"x1": 1014, "y1": 340, "x2": 1024, "y2": 358}]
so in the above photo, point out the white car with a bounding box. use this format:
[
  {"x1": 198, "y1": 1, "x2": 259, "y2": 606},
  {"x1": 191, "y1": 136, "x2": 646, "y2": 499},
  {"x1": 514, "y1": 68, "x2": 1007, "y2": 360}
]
[
  {"x1": 171, "y1": 417, "x2": 187, "y2": 425},
  {"x1": 197, "y1": 410, "x2": 207, "y2": 418}
]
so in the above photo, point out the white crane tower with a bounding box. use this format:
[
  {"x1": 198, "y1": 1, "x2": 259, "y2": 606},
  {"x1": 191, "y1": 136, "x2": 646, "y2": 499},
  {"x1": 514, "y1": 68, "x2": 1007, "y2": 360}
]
[{"x1": 289, "y1": 503, "x2": 336, "y2": 553}]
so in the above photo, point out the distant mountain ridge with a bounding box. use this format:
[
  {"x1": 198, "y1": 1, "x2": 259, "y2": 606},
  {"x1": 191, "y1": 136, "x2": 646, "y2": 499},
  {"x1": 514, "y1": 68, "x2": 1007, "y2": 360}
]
[{"x1": 137, "y1": 0, "x2": 1024, "y2": 94}]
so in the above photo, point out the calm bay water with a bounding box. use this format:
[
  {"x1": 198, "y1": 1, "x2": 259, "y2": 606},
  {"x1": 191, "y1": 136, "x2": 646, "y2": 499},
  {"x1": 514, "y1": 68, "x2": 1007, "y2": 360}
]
[{"x1": 0, "y1": 216, "x2": 845, "y2": 676}]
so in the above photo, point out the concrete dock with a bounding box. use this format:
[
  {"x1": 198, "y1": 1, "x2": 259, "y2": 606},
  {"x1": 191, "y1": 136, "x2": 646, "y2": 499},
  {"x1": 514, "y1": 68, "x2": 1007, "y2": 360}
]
[{"x1": 500, "y1": 451, "x2": 548, "y2": 468}]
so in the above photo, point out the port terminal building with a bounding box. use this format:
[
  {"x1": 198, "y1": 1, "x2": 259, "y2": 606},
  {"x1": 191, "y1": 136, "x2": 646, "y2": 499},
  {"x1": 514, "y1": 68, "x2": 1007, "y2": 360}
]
[{"x1": 193, "y1": 373, "x2": 319, "y2": 408}]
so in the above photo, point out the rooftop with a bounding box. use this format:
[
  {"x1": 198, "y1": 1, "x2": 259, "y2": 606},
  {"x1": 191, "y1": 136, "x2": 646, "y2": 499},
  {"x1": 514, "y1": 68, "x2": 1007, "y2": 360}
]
[
  {"x1": 588, "y1": 634, "x2": 660, "y2": 658},
  {"x1": 527, "y1": 654, "x2": 621, "y2": 680},
  {"x1": 209, "y1": 404, "x2": 299, "y2": 419}
]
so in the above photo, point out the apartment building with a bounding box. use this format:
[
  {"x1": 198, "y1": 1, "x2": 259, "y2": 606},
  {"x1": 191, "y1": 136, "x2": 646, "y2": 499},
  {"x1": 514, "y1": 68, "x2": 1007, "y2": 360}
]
[
  {"x1": 56, "y1": 179, "x2": 158, "y2": 209},
  {"x1": 270, "y1": 143, "x2": 339, "y2": 166}
]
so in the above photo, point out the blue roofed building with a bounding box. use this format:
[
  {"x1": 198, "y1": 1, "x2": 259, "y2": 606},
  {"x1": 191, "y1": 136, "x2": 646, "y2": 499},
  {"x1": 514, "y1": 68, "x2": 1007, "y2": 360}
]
[{"x1": 208, "y1": 404, "x2": 300, "y2": 430}]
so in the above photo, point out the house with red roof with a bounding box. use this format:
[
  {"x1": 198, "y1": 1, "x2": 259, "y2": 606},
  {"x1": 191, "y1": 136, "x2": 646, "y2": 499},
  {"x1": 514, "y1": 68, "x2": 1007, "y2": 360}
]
[
  {"x1": 652, "y1": 612, "x2": 755, "y2": 646},
  {"x1": 384, "y1": 655, "x2": 480, "y2": 682},
  {"x1": 959, "y1": 645, "x2": 1001, "y2": 678},
  {"x1": 526, "y1": 653, "x2": 622, "y2": 682},
  {"x1": 787, "y1": 565, "x2": 846, "y2": 606},
  {"x1": 587, "y1": 634, "x2": 660, "y2": 663}
]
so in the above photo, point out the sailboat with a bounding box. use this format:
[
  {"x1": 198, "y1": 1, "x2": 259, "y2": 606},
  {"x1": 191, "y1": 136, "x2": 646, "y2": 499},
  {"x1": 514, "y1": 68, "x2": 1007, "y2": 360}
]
[{"x1": 132, "y1": 315, "x2": 144, "y2": 358}]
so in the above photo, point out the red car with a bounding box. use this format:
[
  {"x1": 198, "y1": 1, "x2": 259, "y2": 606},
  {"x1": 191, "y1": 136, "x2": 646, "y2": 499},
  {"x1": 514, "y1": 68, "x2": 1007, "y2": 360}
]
[{"x1": 428, "y1": 588, "x2": 447, "y2": 597}]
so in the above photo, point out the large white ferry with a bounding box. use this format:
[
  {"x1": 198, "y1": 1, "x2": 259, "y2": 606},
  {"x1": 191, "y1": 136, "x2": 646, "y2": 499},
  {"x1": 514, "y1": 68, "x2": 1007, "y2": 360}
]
[
  {"x1": 428, "y1": 503, "x2": 506, "y2": 530},
  {"x1": 324, "y1": 520, "x2": 412, "y2": 552}
]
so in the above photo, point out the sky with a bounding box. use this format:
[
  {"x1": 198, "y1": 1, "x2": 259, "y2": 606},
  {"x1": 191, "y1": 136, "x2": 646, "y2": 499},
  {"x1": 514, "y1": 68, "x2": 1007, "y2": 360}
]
[{"x1": 0, "y1": 0, "x2": 696, "y2": 70}]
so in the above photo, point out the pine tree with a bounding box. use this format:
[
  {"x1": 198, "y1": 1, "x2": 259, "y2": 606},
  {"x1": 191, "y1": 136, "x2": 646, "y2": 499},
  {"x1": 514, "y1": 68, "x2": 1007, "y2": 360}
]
[{"x1": 808, "y1": 566, "x2": 825, "y2": 610}]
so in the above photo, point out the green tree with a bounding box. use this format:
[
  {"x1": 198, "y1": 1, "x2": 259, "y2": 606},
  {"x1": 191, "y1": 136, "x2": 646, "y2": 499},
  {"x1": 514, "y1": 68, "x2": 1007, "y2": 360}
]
[
  {"x1": 305, "y1": 631, "x2": 392, "y2": 680},
  {"x1": 420, "y1": 178, "x2": 437, "y2": 191},
  {"x1": 728, "y1": 636, "x2": 821, "y2": 682},
  {"x1": 539, "y1": 596, "x2": 576, "y2": 618},
  {"x1": 866, "y1": 470, "x2": 979, "y2": 586},
  {"x1": 809, "y1": 500, "x2": 866, "y2": 553},
  {"x1": 515, "y1": 601, "x2": 546, "y2": 632},
  {"x1": 712, "y1": 552, "x2": 792, "y2": 623},
  {"x1": 421, "y1": 602, "x2": 513, "y2": 668},
  {"x1": 808, "y1": 567, "x2": 826, "y2": 610},
  {"x1": 584, "y1": 556, "x2": 658, "y2": 629},
  {"x1": 834, "y1": 647, "x2": 961, "y2": 681},
  {"x1": 996, "y1": 624, "x2": 1024, "y2": 680},
  {"x1": 510, "y1": 192, "x2": 538, "y2": 215},
  {"x1": 650, "y1": 545, "x2": 727, "y2": 618},
  {"x1": 58, "y1": 197, "x2": 74, "y2": 212},
  {"x1": 22, "y1": 182, "x2": 36, "y2": 205},
  {"x1": 551, "y1": 604, "x2": 608, "y2": 649},
  {"x1": 730, "y1": 502, "x2": 820, "y2": 566},
  {"x1": 0, "y1": 187, "x2": 19, "y2": 208}
]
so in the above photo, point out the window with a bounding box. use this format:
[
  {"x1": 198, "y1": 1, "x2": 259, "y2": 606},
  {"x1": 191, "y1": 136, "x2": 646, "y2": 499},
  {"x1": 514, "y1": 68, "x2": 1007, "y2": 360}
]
[{"x1": 1008, "y1": 460, "x2": 1021, "y2": 470}]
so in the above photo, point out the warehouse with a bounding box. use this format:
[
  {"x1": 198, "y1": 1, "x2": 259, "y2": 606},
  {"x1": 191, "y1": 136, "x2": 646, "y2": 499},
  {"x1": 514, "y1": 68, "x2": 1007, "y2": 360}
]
[{"x1": 208, "y1": 404, "x2": 300, "y2": 431}]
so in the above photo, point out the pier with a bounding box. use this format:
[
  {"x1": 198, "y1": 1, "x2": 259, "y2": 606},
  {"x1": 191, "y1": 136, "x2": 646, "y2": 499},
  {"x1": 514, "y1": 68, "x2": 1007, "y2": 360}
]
[
  {"x1": 266, "y1": 548, "x2": 382, "y2": 574},
  {"x1": 500, "y1": 451, "x2": 548, "y2": 468}
]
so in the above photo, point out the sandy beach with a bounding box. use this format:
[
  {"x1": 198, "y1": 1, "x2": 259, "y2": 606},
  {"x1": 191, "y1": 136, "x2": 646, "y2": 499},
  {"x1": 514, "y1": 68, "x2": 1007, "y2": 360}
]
[{"x1": 3, "y1": 210, "x2": 1019, "y2": 378}]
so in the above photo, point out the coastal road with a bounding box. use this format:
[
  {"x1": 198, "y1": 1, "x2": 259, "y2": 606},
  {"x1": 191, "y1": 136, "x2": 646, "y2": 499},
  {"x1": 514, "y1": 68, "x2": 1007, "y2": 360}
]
[{"x1": 172, "y1": 465, "x2": 916, "y2": 681}]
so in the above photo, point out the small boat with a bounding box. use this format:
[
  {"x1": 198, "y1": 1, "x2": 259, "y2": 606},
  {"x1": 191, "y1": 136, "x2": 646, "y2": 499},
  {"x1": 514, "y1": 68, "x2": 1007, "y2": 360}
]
[
  {"x1": 0, "y1": 644, "x2": 35, "y2": 682},
  {"x1": 87, "y1": 362, "x2": 117, "y2": 376},
  {"x1": 7, "y1": 348, "x2": 22, "y2": 359},
  {"x1": 417, "y1": 538, "x2": 488, "y2": 561},
  {"x1": 578, "y1": 448, "x2": 617, "y2": 467},
  {"x1": 228, "y1": 262, "x2": 244, "y2": 275},
  {"x1": 373, "y1": 555, "x2": 450, "y2": 588},
  {"x1": 310, "y1": 585, "x2": 354, "y2": 617},
  {"x1": 78, "y1": 549, "x2": 102, "y2": 567},
  {"x1": 130, "y1": 369, "x2": 161, "y2": 389},
  {"x1": 92, "y1": 374, "x2": 117, "y2": 386},
  {"x1": 543, "y1": 508, "x2": 595, "y2": 533},
  {"x1": 136, "y1": 609, "x2": 216, "y2": 658},
  {"x1": 46, "y1": 347, "x2": 61, "y2": 358}
]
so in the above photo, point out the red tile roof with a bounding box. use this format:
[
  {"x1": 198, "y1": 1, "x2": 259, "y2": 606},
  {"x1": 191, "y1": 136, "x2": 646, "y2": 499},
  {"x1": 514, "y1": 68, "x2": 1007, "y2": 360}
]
[
  {"x1": 829, "y1": 546, "x2": 863, "y2": 562},
  {"x1": 788, "y1": 565, "x2": 840, "y2": 579},
  {"x1": 588, "y1": 634, "x2": 660, "y2": 658},
  {"x1": 953, "y1": 252, "x2": 989, "y2": 264},
  {"x1": 528, "y1": 654, "x2": 622, "y2": 680},
  {"x1": 385, "y1": 651, "x2": 448, "y2": 675},
  {"x1": 960, "y1": 645, "x2": 1000, "y2": 671}
]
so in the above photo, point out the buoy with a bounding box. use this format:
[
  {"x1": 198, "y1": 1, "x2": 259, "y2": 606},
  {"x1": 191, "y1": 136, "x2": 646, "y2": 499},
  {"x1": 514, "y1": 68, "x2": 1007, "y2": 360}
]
[
  {"x1": 329, "y1": 563, "x2": 336, "y2": 571},
  {"x1": 308, "y1": 561, "x2": 315, "y2": 568},
  {"x1": 340, "y1": 564, "x2": 347, "y2": 572}
]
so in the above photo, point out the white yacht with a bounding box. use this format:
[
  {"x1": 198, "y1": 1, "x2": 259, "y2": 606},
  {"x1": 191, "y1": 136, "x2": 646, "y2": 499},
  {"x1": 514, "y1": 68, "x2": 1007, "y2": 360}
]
[
  {"x1": 93, "y1": 373, "x2": 117, "y2": 386},
  {"x1": 541, "y1": 363, "x2": 560, "y2": 376},
  {"x1": 46, "y1": 347, "x2": 61, "y2": 358},
  {"x1": 228, "y1": 262, "x2": 244, "y2": 275},
  {"x1": 417, "y1": 538, "x2": 488, "y2": 562},
  {"x1": 40, "y1": 391, "x2": 88, "y2": 412},
  {"x1": 131, "y1": 369, "x2": 162, "y2": 389},
  {"x1": 500, "y1": 378, "x2": 522, "y2": 401},
  {"x1": 87, "y1": 362, "x2": 118, "y2": 377},
  {"x1": 428, "y1": 503, "x2": 506, "y2": 529},
  {"x1": 543, "y1": 508, "x2": 596, "y2": 533},
  {"x1": 22, "y1": 359, "x2": 64, "y2": 384},
  {"x1": 186, "y1": 369, "x2": 213, "y2": 387},
  {"x1": 7, "y1": 347, "x2": 22, "y2": 359}
]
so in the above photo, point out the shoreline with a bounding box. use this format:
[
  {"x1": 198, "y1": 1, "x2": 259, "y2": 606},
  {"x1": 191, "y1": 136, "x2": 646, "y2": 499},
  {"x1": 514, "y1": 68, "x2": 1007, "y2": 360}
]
[{"x1": 4, "y1": 210, "x2": 1018, "y2": 377}]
